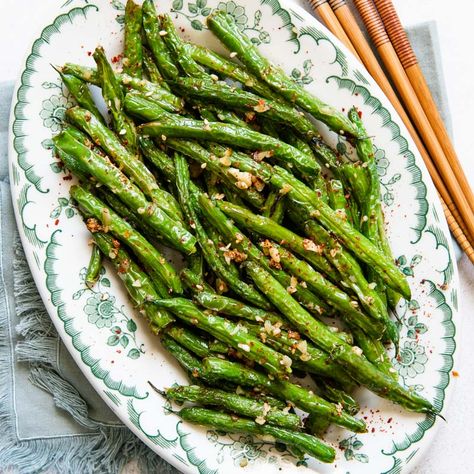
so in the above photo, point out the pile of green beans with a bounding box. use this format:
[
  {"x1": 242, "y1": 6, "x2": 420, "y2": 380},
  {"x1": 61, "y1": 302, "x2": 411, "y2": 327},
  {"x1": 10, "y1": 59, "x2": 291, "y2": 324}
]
[{"x1": 52, "y1": 1, "x2": 436, "y2": 465}]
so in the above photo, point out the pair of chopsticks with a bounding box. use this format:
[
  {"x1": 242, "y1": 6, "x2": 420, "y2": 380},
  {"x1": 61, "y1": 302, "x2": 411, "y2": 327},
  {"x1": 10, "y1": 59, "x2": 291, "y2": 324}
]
[{"x1": 308, "y1": 0, "x2": 474, "y2": 263}]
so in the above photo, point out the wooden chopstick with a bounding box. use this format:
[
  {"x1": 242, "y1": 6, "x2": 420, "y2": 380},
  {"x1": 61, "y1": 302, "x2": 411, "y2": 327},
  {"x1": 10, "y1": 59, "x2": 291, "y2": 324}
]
[
  {"x1": 307, "y1": 0, "x2": 361, "y2": 58},
  {"x1": 306, "y1": 0, "x2": 474, "y2": 261},
  {"x1": 440, "y1": 198, "x2": 474, "y2": 262},
  {"x1": 352, "y1": 0, "x2": 474, "y2": 243},
  {"x1": 373, "y1": 0, "x2": 474, "y2": 215}
]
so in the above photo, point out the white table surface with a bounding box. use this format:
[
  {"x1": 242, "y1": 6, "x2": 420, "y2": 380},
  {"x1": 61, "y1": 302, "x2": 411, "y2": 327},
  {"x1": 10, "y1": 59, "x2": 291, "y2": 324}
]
[{"x1": 0, "y1": 1, "x2": 472, "y2": 473}]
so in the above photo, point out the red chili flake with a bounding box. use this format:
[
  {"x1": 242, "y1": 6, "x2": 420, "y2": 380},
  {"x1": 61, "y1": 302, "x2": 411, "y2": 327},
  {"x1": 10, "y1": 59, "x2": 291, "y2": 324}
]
[
  {"x1": 357, "y1": 110, "x2": 363, "y2": 118},
  {"x1": 371, "y1": 427, "x2": 375, "y2": 433},
  {"x1": 111, "y1": 53, "x2": 123, "y2": 64},
  {"x1": 387, "y1": 417, "x2": 392, "y2": 424},
  {"x1": 452, "y1": 370, "x2": 459, "y2": 377},
  {"x1": 63, "y1": 175, "x2": 73, "y2": 181},
  {"x1": 111, "y1": 360, "x2": 115, "y2": 364},
  {"x1": 116, "y1": 350, "x2": 121, "y2": 354},
  {"x1": 87, "y1": 51, "x2": 92, "y2": 56},
  {"x1": 54, "y1": 219, "x2": 59, "y2": 226}
]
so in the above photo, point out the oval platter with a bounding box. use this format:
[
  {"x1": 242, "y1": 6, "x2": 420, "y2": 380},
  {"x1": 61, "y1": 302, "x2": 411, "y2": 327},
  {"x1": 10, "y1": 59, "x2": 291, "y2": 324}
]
[{"x1": 8, "y1": 0, "x2": 459, "y2": 472}]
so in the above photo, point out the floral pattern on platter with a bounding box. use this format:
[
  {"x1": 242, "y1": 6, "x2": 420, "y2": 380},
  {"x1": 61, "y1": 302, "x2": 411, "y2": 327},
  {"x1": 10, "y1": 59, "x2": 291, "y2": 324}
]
[
  {"x1": 111, "y1": 0, "x2": 126, "y2": 27},
  {"x1": 39, "y1": 79, "x2": 76, "y2": 176},
  {"x1": 401, "y1": 299, "x2": 427, "y2": 340},
  {"x1": 50, "y1": 196, "x2": 77, "y2": 220},
  {"x1": 171, "y1": 0, "x2": 271, "y2": 44},
  {"x1": 392, "y1": 341, "x2": 428, "y2": 379},
  {"x1": 391, "y1": 296, "x2": 430, "y2": 391},
  {"x1": 207, "y1": 431, "x2": 302, "y2": 467},
  {"x1": 74, "y1": 266, "x2": 145, "y2": 359},
  {"x1": 40, "y1": 94, "x2": 74, "y2": 133},
  {"x1": 339, "y1": 435, "x2": 369, "y2": 463},
  {"x1": 396, "y1": 254, "x2": 422, "y2": 278},
  {"x1": 290, "y1": 59, "x2": 314, "y2": 86},
  {"x1": 374, "y1": 146, "x2": 403, "y2": 207}
]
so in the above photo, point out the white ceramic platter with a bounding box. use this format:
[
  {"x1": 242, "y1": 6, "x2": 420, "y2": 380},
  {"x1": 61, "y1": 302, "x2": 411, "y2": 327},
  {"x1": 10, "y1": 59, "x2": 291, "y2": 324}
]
[{"x1": 8, "y1": 0, "x2": 458, "y2": 472}]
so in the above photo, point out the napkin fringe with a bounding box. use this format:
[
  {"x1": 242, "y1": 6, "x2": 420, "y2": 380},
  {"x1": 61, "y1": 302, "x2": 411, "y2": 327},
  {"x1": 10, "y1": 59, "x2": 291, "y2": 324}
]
[{"x1": 0, "y1": 238, "x2": 166, "y2": 474}]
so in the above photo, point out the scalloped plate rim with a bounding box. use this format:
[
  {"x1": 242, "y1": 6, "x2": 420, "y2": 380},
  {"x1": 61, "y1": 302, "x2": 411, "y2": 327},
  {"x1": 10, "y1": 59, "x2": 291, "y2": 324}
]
[{"x1": 7, "y1": 0, "x2": 459, "y2": 473}]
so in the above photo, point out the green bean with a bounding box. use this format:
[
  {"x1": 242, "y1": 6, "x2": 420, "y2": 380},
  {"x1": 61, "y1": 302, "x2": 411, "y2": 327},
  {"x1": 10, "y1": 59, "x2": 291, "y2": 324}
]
[
  {"x1": 270, "y1": 243, "x2": 383, "y2": 337},
  {"x1": 327, "y1": 179, "x2": 354, "y2": 225},
  {"x1": 91, "y1": 232, "x2": 173, "y2": 332},
  {"x1": 142, "y1": 47, "x2": 169, "y2": 88},
  {"x1": 175, "y1": 152, "x2": 271, "y2": 309},
  {"x1": 159, "y1": 14, "x2": 206, "y2": 78},
  {"x1": 166, "y1": 385, "x2": 302, "y2": 430},
  {"x1": 85, "y1": 244, "x2": 103, "y2": 288},
  {"x1": 306, "y1": 414, "x2": 331, "y2": 437},
  {"x1": 138, "y1": 135, "x2": 176, "y2": 183},
  {"x1": 66, "y1": 107, "x2": 184, "y2": 222},
  {"x1": 167, "y1": 138, "x2": 265, "y2": 209},
  {"x1": 154, "y1": 297, "x2": 291, "y2": 377},
  {"x1": 70, "y1": 185, "x2": 182, "y2": 294},
  {"x1": 217, "y1": 200, "x2": 336, "y2": 280},
  {"x1": 164, "y1": 324, "x2": 210, "y2": 358},
  {"x1": 178, "y1": 407, "x2": 335, "y2": 462},
  {"x1": 180, "y1": 268, "x2": 214, "y2": 294},
  {"x1": 142, "y1": 0, "x2": 179, "y2": 80},
  {"x1": 317, "y1": 380, "x2": 359, "y2": 416},
  {"x1": 93, "y1": 46, "x2": 137, "y2": 153},
  {"x1": 170, "y1": 77, "x2": 319, "y2": 139},
  {"x1": 271, "y1": 166, "x2": 411, "y2": 299},
  {"x1": 139, "y1": 117, "x2": 320, "y2": 179},
  {"x1": 193, "y1": 290, "x2": 283, "y2": 326},
  {"x1": 123, "y1": 0, "x2": 143, "y2": 78},
  {"x1": 56, "y1": 69, "x2": 105, "y2": 124},
  {"x1": 206, "y1": 11, "x2": 359, "y2": 138},
  {"x1": 243, "y1": 323, "x2": 356, "y2": 389},
  {"x1": 197, "y1": 192, "x2": 334, "y2": 317},
  {"x1": 188, "y1": 43, "x2": 281, "y2": 101},
  {"x1": 160, "y1": 335, "x2": 204, "y2": 381},
  {"x1": 352, "y1": 328, "x2": 398, "y2": 380},
  {"x1": 61, "y1": 63, "x2": 183, "y2": 112},
  {"x1": 202, "y1": 357, "x2": 366, "y2": 433},
  {"x1": 54, "y1": 130, "x2": 196, "y2": 255},
  {"x1": 244, "y1": 261, "x2": 434, "y2": 413}
]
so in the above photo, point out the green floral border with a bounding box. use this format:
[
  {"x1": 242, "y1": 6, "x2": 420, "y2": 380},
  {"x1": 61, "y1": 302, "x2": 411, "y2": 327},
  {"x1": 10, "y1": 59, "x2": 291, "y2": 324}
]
[
  {"x1": 296, "y1": 25, "x2": 349, "y2": 75},
  {"x1": 127, "y1": 399, "x2": 179, "y2": 450},
  {"x1": 260, "y1": 0, "x2": 298, "y2": 45},
  {"x1": 11, "y1": 4, "x2": 98, "y2": 194},
  {"x1": 382, "y1": 448, "x2": 419, "y2": 474},
  {"x1": 17, "y1": 183, "x2": 48, "y2": 249},
  {"x1": 382, "y1": 279, "x2": 455, "y2": 456},
  {"x1": 176, "y1": 422, "x2": 219, "y2": 474}
]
